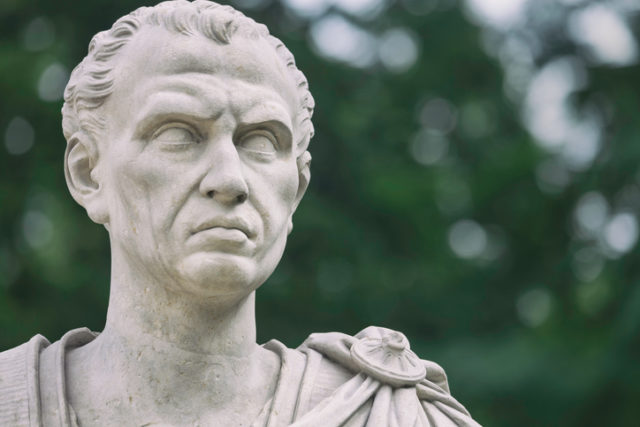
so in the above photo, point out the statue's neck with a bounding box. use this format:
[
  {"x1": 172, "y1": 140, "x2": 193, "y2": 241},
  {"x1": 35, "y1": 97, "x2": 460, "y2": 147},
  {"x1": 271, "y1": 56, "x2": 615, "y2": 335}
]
[
  {"x1": 103, "y1": 245, "x2": 259, "y2": 357},
  {"x1": 64, "y1": 246, "x2": 279, "y2": 425}
]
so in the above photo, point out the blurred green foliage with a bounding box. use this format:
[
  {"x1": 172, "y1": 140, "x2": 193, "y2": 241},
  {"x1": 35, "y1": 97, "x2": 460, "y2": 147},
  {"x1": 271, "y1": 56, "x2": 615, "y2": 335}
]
[{"x1": 1, "y1": 0, "x2": 640, "y2": 425}]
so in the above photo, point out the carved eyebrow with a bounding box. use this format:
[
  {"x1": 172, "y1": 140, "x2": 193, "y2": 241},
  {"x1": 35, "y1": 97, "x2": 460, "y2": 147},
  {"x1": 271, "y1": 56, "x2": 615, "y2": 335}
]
[
  {"x1": 134, "y1": 112, "x2": 211, "y2": 141},
  {"x1": 133, "y1": 93, "x2": 221, "y2": 138},
  {"x1": 236, "y1": 119, "x2": 293, "y2": 150},
  {"x1": 236, "y1": 102, "x2": 294, "y2": 145}
]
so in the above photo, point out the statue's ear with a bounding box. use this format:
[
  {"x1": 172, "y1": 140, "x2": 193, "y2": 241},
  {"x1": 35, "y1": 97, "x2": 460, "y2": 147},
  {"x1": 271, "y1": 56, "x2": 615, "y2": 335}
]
[
  {"x1": 294, "y1": 150, "x2": 311, "y2": 210},
  {"x1": 288, "y1": 151, "x2": 311, "y2": 234},
  {"x1": 64, "y1": 132, "x2": 109, "y2": 225}
]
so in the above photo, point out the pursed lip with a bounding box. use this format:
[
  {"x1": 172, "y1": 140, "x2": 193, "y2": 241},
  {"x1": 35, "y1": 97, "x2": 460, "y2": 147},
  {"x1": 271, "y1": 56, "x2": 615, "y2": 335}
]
[{"x1": 191, "y1": 216, "x2": 256, "y2": 239}]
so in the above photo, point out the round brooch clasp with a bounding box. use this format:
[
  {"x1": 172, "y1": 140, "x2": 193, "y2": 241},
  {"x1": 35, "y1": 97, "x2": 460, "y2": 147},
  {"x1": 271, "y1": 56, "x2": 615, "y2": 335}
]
[{"x1": 350, "y1": 329, "x2": 426, "y2": 387}]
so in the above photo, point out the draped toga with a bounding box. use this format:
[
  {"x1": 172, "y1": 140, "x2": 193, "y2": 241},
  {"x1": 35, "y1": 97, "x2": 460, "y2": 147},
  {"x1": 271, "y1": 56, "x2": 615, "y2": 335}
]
[{"x1": 0, "y1": 327, "x2": 480, "y2": 426}]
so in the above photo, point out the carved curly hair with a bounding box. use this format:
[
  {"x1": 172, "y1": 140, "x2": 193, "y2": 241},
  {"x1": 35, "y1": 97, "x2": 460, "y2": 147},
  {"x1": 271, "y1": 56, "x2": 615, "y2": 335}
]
[{"x1": 61, "y1": 0, "x2": 314, "y2": 161}]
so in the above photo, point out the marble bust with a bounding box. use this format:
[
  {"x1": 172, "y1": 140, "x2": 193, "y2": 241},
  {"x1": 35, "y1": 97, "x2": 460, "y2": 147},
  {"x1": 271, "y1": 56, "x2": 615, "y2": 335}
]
[{"x1": 0, "y1": 1, "x2": 479, "y2": 426}]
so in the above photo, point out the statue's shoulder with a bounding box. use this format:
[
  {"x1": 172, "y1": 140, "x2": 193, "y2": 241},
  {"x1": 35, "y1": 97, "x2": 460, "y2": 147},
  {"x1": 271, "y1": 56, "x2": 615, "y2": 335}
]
[
  {"x1": 298, "y1": 326, "x2": 449, "y2": 390},
  {"x1": 0, "y1": 334, "x2": 50, "y2": 426},
  {"x1": 294, "y1": 326, "x2": 481, "y2": 426}
]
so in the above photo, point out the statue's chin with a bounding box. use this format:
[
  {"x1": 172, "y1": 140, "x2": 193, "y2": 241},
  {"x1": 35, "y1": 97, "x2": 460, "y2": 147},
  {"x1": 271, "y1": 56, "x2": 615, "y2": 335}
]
[{"x1": 174, "y1": 252, "x2": 268, "y2": 299}]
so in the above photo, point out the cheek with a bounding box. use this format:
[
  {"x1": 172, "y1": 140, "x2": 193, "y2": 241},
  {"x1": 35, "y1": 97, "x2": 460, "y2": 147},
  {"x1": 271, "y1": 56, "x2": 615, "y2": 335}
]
[
  {"x1": 269, "y1": 162, "x2": 299, "y2": 213},
  {"x1": 110, "y1": 158, "x2": 153, "y2": 215},
  {"x1": 106, "y1": 147, "x2": 187, "y2": 232},
  {"x1": 248, "y1": 162, "x2": 299, "y2": 228},
  {"x1": 277, "y1": 166, "x2": 299, "y2": 206}
]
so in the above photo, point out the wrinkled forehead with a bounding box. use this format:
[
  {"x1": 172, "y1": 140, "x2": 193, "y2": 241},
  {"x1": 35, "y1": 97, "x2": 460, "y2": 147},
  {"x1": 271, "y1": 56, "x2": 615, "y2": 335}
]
[{"x1": 108, "y1": 25, "x2": 300, "y2": 117}]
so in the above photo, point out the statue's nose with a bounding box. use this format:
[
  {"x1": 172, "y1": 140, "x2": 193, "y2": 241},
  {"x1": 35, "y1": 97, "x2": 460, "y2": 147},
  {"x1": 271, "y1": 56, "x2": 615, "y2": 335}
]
[{"x1": 198, "y1": 138, "x2": 249, "y2": 205}]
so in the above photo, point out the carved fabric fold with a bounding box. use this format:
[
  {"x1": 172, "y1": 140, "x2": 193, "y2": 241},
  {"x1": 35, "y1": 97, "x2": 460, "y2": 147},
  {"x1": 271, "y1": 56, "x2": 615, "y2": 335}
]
[{"x1": 1, "y1": 327, "x2": 481, "y2": 426}]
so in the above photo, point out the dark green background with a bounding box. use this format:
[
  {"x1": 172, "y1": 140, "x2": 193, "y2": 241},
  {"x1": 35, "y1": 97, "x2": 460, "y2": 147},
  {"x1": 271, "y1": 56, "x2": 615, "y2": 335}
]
[{"x1": 1, "y1": 0, "x2": 639, "y2": 425}]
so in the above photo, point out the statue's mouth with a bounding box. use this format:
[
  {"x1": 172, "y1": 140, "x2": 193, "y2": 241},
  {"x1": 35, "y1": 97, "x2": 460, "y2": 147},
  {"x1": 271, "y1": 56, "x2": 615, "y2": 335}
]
[{"x1": 192, "y1": 216, "x2": 255, "y2": 239}]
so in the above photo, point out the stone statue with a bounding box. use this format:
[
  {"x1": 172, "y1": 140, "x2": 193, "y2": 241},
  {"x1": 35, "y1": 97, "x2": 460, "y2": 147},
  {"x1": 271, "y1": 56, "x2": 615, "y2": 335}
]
[{"x1": 0, "y1": 1, "x2": 480, "y2": 425}]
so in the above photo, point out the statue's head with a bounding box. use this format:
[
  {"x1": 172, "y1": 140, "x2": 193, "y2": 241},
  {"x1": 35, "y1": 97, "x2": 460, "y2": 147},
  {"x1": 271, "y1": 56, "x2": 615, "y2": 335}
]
[{"x1": 61, "y1": 0, "x2": 314, "y2": 299}]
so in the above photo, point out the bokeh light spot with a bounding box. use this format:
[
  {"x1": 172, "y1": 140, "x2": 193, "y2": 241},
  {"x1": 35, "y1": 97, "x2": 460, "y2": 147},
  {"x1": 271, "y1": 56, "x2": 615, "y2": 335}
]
[
  {"x1": 335, "y1": 0, "x2": 386, "y2": 18},
  {"x1": 409, "y1": 129, "x2": 448, "y2": 165},
  {"x1": 516, "y1": 288, "x2": 552, "y2": 327},
  {"x1": 574, "y1": 192, "x2": 608, "y2": 236},
  {"x1": 22, "y1": 17, "x2": 55, "y2": 51},
  {"x1": 464, "y1": 0, "x2": 530, "y2": 30},
  {"x1": 568, "y1": 4, "x2": 638, "y2": 66},
  {"x1": 310, "y1": 14, "x2": 377, "y2": 67},
  {"x1": 459, "y1": 101, "x2": 495, "y2": 139},
  {"x1": 22, "y1": 210, "x2": 54, "y2": 249},
  {"x1": 604, "y1": 213, "x2": 638, "y2": 255},
  {"x1": 571, "y1": 247, "x2": 604, "y2": 282},
  {"x1": 560, "y1": 116, "x2": 601, "y2": 171},
  {"x1": 418, "y1": 98, "x2": 457, "y2": 135},
  {"x1": 283, "y1": 0, "x2": 329, "y2": 18},
  {"x1": 378, "y1": 28, "x2": 419, "y2": 73},
  {"x1": 4, "y1": 116, "x2": 35, "y2": 155},
  {"x1": 448, "y1": 219, "x2": 487, "y2": 259},
  {"x1": 524, "y1": 56, "x2": 587, "y2": 151},
  {"x1": 38, "y1": 62, "x2": 69, "y2": 102}
]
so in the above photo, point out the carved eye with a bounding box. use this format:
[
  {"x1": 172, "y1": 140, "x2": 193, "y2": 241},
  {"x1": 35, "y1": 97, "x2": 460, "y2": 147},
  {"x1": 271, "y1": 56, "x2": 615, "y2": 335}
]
[
  {"x1": 153, "y1": 126, "x2": 198, "y2": 145},
  {"x1": 238, "y1": 131, "x2": 277, "y2": 155}
]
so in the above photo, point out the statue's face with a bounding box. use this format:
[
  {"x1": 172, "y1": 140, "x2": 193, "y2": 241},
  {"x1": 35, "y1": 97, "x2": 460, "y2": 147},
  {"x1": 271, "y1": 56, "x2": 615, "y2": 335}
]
[{"x1": 96, "y1": 27, "x2": 304, "y2": 298}]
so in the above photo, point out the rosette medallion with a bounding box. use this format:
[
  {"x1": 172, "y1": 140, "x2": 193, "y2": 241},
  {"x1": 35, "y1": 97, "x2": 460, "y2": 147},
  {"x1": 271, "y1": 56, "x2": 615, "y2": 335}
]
[{"x1": 350, "y1": 329, "x2": 427, "y2": 387}]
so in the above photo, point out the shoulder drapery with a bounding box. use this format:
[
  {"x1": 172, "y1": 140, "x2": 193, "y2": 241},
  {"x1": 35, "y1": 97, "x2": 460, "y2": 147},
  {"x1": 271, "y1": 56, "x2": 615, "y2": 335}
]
[
  {"x1": 0, "y1": 333, "x2": 49, "y2": 426},
  {"x1": 0, "y1": 329, "x2": 96, "y2": 427},
  {"x1": 1, "y1": 327, "x2": 480, "y2": 426},
  {"x1": 289, "y1": 326, "x2": 482, "y2": 427}
]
